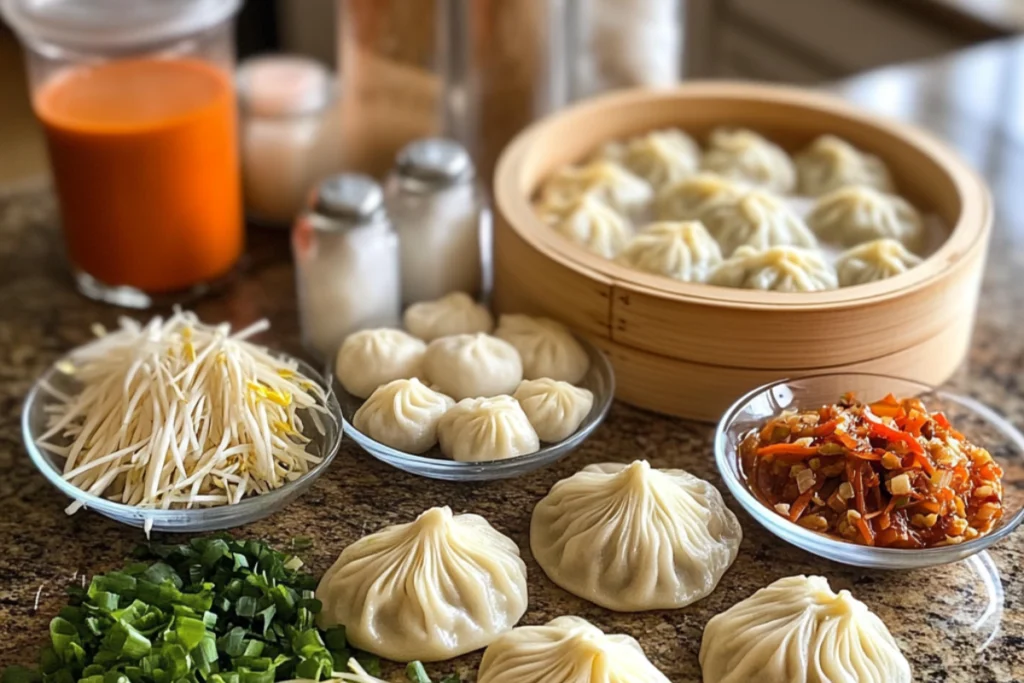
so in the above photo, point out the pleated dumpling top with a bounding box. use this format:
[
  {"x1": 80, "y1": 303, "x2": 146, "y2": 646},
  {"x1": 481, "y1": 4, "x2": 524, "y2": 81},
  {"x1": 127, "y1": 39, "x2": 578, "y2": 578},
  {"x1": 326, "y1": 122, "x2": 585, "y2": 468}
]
[
  {"x1": 700, "y1": 575, "x2": 912, "y2": 683},
  {"x1": 477, "y1": 616, "x2": 671, "y2": 683},
  {"x1": 317, "y1": 506, "x2": 528, "y2": 662},
  {"x1": 531, "y1": 460, "x2": 742, "y2": 612}
]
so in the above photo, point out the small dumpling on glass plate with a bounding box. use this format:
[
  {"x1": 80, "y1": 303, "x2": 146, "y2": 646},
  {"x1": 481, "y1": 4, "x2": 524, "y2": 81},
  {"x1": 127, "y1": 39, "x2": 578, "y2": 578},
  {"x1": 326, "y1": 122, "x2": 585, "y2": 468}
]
[
  {"x1": 700, "y1": 189, "x2": 817, "y2": 256},
  {"x1": 352, "y1": 378, "x2": 454, "y2": 454},
  {"x1": 709, "y1": 245, "x2": 838, "y2": 292},
  {"x1": 537, "y1": 160, "x2": 654, "y2": 224},
  {"x1": 513, "y1": 378, "x2": 594, "y2": 443},
  {"x1": 795, "y1": 134, "x2": 894, "y2": 197},
  {"x1": 403, "y1": 291, "x2": 493, "y2": 341},
  {"x1": 421, "y1": 333, "x2": 523, "y2": 400},
  {"x1": 335, "y1": 328, "x2": 426, "y2": 399},
  {"x1": 836, "y1": 238, "x2": 924, "y2": 287},
  {"x1": 654, "y1": 172, "x2": 745, "y2": 222},
  {"x1": 616, "y1": 221, "x2": 723, "y2": 283},
  {"x1": 317, "y1": 506, "x2": 528, "y2": 662},
  {"x1": 531, "y1": 460, "x2": 742, "y2": 612},
  {"x1": 701, "y1": 127, "x2": 796, "y2": 194},
  {"x1": 806, "y1": 185, "x2": 925, "y2": 252},
  {"x1": 700, "y1": 575, "x2": 911, "y2": 683},
  {"x1": 535, "y1": 193, "x2": 632, "y2": 259},
  {"x1": 597, "y1": 128, "x2": 701, "y2": 189},
  {"x1": 494, "y1": 314, "x2": 590, "y2": 384},
  {"x1": 438, "y1": 395, "x2": 540, "y2": 462},
  {"x1": 477, "y1": 616, "x2": 671, "y2": 683}
]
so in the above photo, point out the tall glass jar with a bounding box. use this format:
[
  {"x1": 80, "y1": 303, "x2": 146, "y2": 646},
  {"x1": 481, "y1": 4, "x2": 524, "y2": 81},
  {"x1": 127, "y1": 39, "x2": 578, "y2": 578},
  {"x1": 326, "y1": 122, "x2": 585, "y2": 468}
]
[{"x1": 1, "y1": 0, "x2": 244, "y2": 308}]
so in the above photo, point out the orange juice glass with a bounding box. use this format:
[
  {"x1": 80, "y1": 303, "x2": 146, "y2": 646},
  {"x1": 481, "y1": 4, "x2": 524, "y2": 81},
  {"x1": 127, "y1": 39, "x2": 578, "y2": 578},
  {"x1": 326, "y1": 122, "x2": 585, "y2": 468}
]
[{"x1": 2, "y1": 0, "x2": 243, "y2": 307}]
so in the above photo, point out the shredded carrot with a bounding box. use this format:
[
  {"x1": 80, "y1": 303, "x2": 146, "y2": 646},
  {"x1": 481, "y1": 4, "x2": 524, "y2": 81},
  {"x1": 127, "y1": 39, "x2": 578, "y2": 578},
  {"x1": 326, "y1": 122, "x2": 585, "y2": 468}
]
[
  {"x1": 912, "y1": 451, "x2": 935, "y2": 475},
  {"x1": 846, "y1": 449, "x2": 882, "y2": 461},
  {"x1": 813, "y1": 418, "x2": 840, "y2": 437},
  {"x1": 854, "y1": 516, "x2": 876, "y2": 545},
  {"x1": 834, "y1": 429, "x2": 859, "y2": 450},
  {"x1": 788, "y1": 488, "x2": 815, "y2": 522},
  {"x1": 756, "y1": 443, "x2": 820, "y2": 458}
]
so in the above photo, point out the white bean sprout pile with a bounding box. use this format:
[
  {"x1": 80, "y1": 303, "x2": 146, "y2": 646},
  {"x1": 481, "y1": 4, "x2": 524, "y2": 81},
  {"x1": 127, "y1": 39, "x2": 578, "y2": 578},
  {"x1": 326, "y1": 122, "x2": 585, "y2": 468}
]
[{"x1": 37, "y1": 311, "x2": 333, "y2": 516}]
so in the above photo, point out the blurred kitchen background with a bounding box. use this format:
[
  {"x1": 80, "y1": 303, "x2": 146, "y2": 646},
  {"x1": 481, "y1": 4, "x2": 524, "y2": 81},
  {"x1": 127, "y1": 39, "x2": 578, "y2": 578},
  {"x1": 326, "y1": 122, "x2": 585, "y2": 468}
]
[{"x1": 2, "y1": 0, "x2": 1023, "y2": 185}]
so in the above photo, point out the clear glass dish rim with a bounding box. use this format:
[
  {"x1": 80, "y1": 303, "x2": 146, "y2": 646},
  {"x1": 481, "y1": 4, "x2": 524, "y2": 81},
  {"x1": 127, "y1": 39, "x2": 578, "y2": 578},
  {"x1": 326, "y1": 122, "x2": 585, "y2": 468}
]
[
  {"x1": 21, "y1": 353, "x2": 344, "y2": 524},
  {"x1": 713, "y1": 371, "x2": 1024, "y2": 565},
  {"x1": 340, "y1": 337, "x2": 616, "y2": 476}
]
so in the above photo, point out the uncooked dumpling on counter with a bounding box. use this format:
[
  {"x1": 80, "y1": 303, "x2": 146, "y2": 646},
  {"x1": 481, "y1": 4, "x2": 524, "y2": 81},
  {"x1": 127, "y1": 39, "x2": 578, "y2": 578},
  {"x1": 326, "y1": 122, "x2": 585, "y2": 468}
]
[
  {"x1": 495, "y1": 314, "x2": 590, "y2": 384},
  {"x1": 654, "y1": 172, "x2": 745, "y2": 222},
  {"x1": 616, "y1": 221, "x2": 723, "y2": 283},
  {"x1": 477, "y1": 616, "x2": 671, "y2": 683},
  {"x1": 335, "y1": 328, "x2": 425, "y2": 399},
  {"x1": 437, "y1": 395, "x2": 541, "y2": 462},
  {"x1": 807, "y1": 185, "x2": 924, "y2": 252},
  {"x1": 597, "y1": 128, "x2": 701, "y2": 189},
  {"x1": 513, "y1": 378, "x2": 595, "y2": 442},
  {"x1": 701, "y1": 127, "x2": 797, "y2": 194},
  {"x1": 403, "y1": 291, "x2": 494, "y2": 341},
  {"x1": 317, "y1": 506, "x2": 528, "y2": 662},
  {"x1": 531, "y1": 461, "x2": 742, "y2": 611},
  {"x1": 537, "y1": 159, "x2": 654, "y2": 224},
  {"x1": 710, "y1": 245, "x2": 838, "y2": 292},
  {"x1": 537, "y1": 193, "x2": 633, "y2": 259},
  {"x1": 836, "y1": 238, "x2": 924, "y2": 287},
  {"x1": 699, "y1": 575, "x2": 911, "y2": 683},
  {"x1": 422, "y1": 332, "x2": 523, "y2": 400},
  {"x1": 352, "y1": 378, "x2": 453, "y2": 453},
  {"x1": 795, "y1": 134, "x2": 894, "y2": 197},
  {"x1": 699, "y1": 189, "x2": 817, "y2": 256}
]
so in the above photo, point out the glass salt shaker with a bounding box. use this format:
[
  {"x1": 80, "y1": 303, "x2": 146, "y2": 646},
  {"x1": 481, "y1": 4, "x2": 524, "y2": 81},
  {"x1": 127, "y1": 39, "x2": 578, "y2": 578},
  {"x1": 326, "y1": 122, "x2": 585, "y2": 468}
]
[
  {"x1": 292, "y1": 174, "x2": 401, "y2": 361},
  {"x1": 384, "y1": 138, "x2": 489, "y2": 305}
]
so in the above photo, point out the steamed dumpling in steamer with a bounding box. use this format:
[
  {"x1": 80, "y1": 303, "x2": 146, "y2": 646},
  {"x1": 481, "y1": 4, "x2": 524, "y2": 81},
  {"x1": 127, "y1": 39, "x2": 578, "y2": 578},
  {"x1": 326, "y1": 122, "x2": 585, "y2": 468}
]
[
  {"x1": 616, "y1": 221, "x2": 723, "y2": 283},
  {"x1": 403, "y1": 291, "x2": 493, "y2": 341},
  {"x1": 795, "y1": 134, "x2": 894, "y2": 196},
  {"x1": 699, "y1": 575, "x2": 911, "y2": 683},
  {"x1": 836, "y1": 238, "x2": 924, "y2": 287},
  {"x1": 654, "y1": 172, "x2": 745, "y2": 222},
  {"x1": 699, "y1": 189, "x2": 817, "y2": 256},
  {"x1": 806, "y1": 185, "x2": 925, "y2": 252},
  {"x1": 352, "y1": 378, "x2": 453, "y2": 453},
  {"x1": 477, "y1": 616, "x2": 671, "y2": 683},
  {"x1": 536, "y1": 193, "x2": 633, "y2": 259},
  {"x1": 317, "y1": 506, "x2": 528, "y2": 662},
  {"x1": 597, "y1": 128, "x2": 701, "y2": 189},
  {"x1": 701, "y1": 127, "x2": 796, "y2": 193},
  {"x1": 709, "y1": 245, "x2": 838, "y2": 292},
  {"x1": 531, "y1": 460, "x2": 743, "y2": 611},
  {"x1": 537, "y1": 160, "x2": 654, "y2": 224},
  {"x1": 437, "y1": 395, "x2": 541, "y2": 462}
]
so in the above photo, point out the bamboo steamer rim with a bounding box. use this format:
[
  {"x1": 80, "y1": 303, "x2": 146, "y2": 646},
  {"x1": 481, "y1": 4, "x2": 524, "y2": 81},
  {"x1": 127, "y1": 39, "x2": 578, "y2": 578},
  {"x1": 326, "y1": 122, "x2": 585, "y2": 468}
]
[{"x1": 494, "y1": 82, "x2": 992, "y2": 312}]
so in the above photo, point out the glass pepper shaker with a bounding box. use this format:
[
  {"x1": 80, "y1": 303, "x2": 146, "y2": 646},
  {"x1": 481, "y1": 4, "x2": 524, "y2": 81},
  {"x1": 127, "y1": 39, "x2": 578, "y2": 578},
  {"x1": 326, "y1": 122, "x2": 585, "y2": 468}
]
[
  {"x1": 292, "y1": 174, "x2": 401, "y2": 360},
  {"x1": 384, "y1": 138, "x2": 489, "y2": 305}
]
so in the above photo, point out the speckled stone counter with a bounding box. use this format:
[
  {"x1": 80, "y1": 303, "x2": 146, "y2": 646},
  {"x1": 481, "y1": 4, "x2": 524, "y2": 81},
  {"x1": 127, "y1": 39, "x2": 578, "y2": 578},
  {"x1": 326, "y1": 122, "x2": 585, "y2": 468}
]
[{"x1": 3, "y1": 47, "x2": 1024, "y2": 682}]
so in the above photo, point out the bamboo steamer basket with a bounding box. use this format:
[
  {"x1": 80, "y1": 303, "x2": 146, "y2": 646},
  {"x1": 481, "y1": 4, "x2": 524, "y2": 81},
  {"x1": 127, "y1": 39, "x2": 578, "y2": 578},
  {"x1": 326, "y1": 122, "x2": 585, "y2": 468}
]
[{"x1": 492, "y1": 82, "x2": 992, "y2": 421}]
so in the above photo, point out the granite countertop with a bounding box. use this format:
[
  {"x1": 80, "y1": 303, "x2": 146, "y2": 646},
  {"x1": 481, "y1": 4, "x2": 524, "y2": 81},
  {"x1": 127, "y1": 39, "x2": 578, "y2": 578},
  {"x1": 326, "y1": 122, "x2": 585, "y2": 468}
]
[{"x1": 3, "y1": 43, "x2": 1024, "y2": 683}]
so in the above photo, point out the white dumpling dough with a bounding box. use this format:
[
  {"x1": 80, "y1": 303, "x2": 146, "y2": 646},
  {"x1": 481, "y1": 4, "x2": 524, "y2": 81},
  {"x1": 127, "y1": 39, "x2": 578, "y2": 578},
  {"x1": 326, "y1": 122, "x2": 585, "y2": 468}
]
[
  {"x1": 616, "y1": 221, "x2": 723, "y2": 282},
  {"x1": 537, "y1": 193, "x2": 633, "y2": 259},
  {"x1": 477, "y1": 616, "x2": 671, "y2": 683},
  {"x1": 317, "y1": 506, "x2": 528, "y2": 662},
  {"x1": 335, "y1": 328, "x2": 426, "y2": 399},
  {"x1": 701, "y1": 127, "x2": 796, "y2": 194},
  {"x1": 598, "y1": 128, "x2": 701, "y2": 189},
  {"x1": 494, "y1": 314, "x2": 590, "y2": 384},
  {"x1": 422, "y1": 333, "x2": 523, "y2": 400},
  {"x1": 531, "y1": 461, "x2": 742, "y2": 611},
  {"x1": 437, "y1": 395, "x2": 541, "y2": 462},
  {"x1": 700, "y1": 575, "x2": 912, "y2": 683},
  {"x1": 352, "y1": 378, "x2": 454, "y2": 453},
  {"x1": 403, "y1": 291, "x2": 494, "y2": 341},
  {"x1": 513, "y1": 378, "x2": 594, "y2": 442}
]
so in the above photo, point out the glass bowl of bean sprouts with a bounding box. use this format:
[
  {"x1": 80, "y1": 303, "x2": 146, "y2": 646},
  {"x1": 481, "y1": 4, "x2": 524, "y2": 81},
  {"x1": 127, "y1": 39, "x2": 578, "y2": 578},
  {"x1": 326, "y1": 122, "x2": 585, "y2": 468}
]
[{"x1": 21, "y1": 313, "x2": 343, "y2": 534}]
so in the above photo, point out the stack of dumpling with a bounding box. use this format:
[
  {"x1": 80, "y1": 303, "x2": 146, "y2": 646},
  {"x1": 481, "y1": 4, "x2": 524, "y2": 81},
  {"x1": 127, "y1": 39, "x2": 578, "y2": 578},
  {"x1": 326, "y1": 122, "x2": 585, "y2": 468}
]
[
  {"x1": 334, "y1": 291, "x2": 597, "y2": 462},
  {"x1": 534, "y1": 127, "x2": 927, "y2": 292}
]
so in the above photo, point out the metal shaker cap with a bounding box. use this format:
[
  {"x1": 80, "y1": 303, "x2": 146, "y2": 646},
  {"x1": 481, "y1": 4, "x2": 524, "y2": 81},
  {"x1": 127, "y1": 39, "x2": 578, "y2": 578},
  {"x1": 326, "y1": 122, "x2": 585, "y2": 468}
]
[
  {"x1": 395, "y1": 138, "x2": 474, "y2": 190},
  {"x1": 312, "y1": 173, "x2": 385, "y2": 222}
]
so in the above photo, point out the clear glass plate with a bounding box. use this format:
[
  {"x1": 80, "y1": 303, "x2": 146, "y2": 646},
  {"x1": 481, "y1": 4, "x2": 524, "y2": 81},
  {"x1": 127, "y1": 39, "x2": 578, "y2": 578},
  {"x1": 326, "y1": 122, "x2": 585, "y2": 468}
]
[
  {"x1": 334, "y1": 336, "x2": 616, "y2": 481},
  {"x1": 22, "y1": 355, "x2": 343, "y2": 533},
  {"x1": 714, "y1": 372, "x2": 1024, "y2": 570}
]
